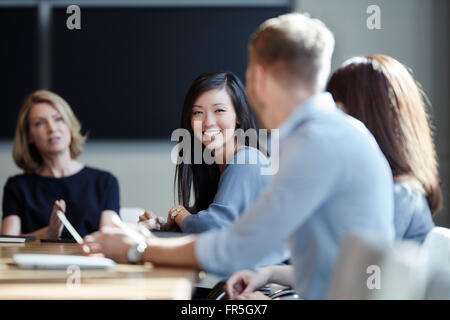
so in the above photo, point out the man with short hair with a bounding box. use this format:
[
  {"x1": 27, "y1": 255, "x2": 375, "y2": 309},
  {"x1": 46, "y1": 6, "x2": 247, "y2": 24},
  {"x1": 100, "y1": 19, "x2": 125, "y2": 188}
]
[{"x1": 85, "y1": 13, "x2": 394, "y2": 299}]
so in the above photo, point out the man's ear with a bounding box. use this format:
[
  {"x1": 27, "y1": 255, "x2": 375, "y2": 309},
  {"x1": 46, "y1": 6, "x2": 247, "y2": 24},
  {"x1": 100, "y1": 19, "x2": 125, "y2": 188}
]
[{"x1": 253, "y1": 64, "x2": 266, "y2": 100}]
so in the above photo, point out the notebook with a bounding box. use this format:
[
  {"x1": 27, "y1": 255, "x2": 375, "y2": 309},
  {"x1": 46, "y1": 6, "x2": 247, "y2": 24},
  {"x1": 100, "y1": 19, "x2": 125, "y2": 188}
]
[
  {"x1": 0, "y1": 235, "x2": 36, "y2": 243},
  {"x1": 13, "y1": 253, "x2": 116, "y2": 269}
]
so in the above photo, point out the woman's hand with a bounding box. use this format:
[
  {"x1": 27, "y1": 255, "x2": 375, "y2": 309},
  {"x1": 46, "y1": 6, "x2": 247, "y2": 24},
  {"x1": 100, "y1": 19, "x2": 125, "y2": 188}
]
[
  {"x1": 138, "y1": 210, "x2": 166, "y2": 231},
  {"x1": 47, "y1": 199, "x2": 66, "y2": 238},
  {"x1": 162, "y1": 209, "x2": 177, "y2": 232},
  {"x1": 225, "y1": 268, "x2": 272, "y2": 299},
  {"x1": 163, "y1": 205, "x2": 191, "y2": 232}
]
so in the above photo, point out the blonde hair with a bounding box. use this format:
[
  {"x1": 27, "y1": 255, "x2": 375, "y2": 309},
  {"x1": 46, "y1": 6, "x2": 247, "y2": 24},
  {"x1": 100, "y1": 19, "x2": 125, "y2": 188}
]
[
  {"x1": 13, "y1": 90, "x2": 86, "y2": 173},
  {"x1": 249, "y1": 12, "x2": 335, "y2": 92}
]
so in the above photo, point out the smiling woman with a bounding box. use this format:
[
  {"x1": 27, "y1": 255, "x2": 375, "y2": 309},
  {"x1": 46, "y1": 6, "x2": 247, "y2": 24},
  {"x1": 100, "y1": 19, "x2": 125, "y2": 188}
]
[
  {"x1": 1, "y1": 90, "x2": 121, "y2": 239},
  {"x1": 138, "y1": 71, "x2": 289, "y2": 274},
  {"x1": 190, "y1": 86, "x2": 240, "y2": 170}
]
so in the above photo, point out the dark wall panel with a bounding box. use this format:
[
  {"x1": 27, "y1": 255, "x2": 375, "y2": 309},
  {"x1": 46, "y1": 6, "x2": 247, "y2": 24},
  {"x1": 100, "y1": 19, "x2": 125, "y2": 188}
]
[
  {"x1": 51, "y1": 6, "x2": 288, "y2": 139},
  {"x1": 0, "y1": 8, "x2": 38, "y2": 138}
]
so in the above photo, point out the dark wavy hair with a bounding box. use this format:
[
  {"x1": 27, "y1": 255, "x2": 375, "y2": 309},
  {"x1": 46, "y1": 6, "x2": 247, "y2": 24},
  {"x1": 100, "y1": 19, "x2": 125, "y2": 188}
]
[{"x1": 175, "y1": 71, "x2": 259, "y2": 213}]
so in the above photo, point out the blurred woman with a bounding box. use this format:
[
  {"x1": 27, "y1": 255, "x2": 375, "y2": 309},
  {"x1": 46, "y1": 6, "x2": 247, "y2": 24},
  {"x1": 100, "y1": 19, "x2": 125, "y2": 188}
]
[
  {"x1": 326, "y1": 54, "x2": 442, "y2": 242},
  {"x1": 1, "y1": 90, "x2": 120, "y2": 239}
]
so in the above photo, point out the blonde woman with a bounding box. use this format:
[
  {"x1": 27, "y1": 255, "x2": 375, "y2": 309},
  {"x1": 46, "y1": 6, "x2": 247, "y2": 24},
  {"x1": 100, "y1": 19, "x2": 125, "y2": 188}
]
[{"x1": 1, "y1": 90, "x2": 120, "y2": 239}]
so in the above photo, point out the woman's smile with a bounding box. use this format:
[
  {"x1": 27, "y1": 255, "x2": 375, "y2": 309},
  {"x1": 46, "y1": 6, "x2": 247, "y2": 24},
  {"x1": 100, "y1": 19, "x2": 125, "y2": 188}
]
[{"x1": 203, "y1": 129, "x2": 222, "y2": 141}]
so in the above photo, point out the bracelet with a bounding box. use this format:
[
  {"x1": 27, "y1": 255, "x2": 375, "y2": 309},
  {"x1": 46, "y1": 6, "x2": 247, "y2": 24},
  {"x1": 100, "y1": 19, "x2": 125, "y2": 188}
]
[
  {"x1": 170, "y1": 206, "x2": 191, "y2": 229},
  {"x1": 170, "y1": 206, "x2": 184, "y2": 219}
]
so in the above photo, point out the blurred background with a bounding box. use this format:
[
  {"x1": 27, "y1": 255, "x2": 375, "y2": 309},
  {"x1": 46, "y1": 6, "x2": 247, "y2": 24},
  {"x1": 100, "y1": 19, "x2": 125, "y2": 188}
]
[{"x1": 0, "y1": 0, "x2": 449, "y2": 228}]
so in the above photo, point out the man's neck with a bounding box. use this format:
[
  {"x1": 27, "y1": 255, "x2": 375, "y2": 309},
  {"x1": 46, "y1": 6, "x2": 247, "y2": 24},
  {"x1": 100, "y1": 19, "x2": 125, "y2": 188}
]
[{"x1": 267, "y1": 88, "x2": 315, "y2": 128}]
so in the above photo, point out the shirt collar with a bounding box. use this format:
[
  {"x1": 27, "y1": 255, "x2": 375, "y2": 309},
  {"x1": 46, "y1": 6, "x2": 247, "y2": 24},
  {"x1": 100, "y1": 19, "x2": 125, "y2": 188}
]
[{"x1": 278, "y1": 92, "x2": 336, "y2": 141}]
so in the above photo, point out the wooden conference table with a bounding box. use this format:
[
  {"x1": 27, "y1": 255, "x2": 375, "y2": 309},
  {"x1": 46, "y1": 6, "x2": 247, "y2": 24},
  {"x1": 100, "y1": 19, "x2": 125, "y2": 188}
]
[{"x1": 0, "y1": 239, "x2": 200, "y2": 300}]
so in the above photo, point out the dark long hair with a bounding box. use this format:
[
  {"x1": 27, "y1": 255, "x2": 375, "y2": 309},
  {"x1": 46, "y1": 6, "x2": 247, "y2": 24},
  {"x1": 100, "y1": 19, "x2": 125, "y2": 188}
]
[
  {"x1": 326, "y1": 55, "x2": 442, "y2": 213},
  {"x1": 175, "y1": 71, "x2": 259, "y2": 213}
]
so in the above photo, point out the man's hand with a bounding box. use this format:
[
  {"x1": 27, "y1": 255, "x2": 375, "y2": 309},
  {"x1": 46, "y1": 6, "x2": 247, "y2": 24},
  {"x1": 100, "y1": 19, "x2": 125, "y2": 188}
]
[
  {"x1": 84, "y1": 215, "x2": 148, "y2": 264},
  {"x1": 225, "y1": 269, "x2": 272, "y2": 299}
]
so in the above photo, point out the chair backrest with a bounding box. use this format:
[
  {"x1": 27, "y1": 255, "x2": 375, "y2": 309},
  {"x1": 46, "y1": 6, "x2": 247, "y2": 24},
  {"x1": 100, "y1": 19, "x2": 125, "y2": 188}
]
[
  {"x1": 420, "y1": 227, "x2": 450, "y2": 299},
  {"x1": 119, "y1": 207, "x2": 145, "y2": 225},
  {"x1": 424, "y1": 266, "x2": 450, "y2": 299},
  {"x1": 328, "y1": 233, "x2": 428, "y2": 299},
  {"x1": 421, "y1": 227, "x2": 450, "y2": 279},
  {"x1": 372, "y1": 241, "x2": 428, "y2": 299},
  {"x1": 328, "y1": 233, "x2": 388, "y2": 299}
]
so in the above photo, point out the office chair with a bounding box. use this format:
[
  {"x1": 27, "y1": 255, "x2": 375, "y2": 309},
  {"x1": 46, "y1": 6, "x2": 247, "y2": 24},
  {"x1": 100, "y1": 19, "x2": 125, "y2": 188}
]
[
  {"x1": 421, "y1": 227, "x2": 450, "y2": 278},
  {"x1": 267, "y1": 287, "x2": 299, "y2": 300},
  {"x1": 206, "y1": 281, "x2": 298, "y2": 300},
  {"x1": 328, "y1": 233, "x2": 388, "y2": 299},
  {"x1": 328, "y1": 233, "x2": 428, "y2": 299},
  {"x1": 421, "y1": 226, "x2": 450, "y2": 299},
  {"x1": 424, "y1": 266, "x2": 450, "y2": 299},
  {"x1": 372, "y1": 240, "x2": 428, "y2": 299}
]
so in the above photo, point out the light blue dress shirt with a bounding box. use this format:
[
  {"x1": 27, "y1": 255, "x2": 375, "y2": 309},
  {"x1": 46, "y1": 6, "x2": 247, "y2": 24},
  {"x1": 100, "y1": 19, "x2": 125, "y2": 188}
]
[
  {"x1": 183, "y1": 146, "x2": 290, "y2": 266},
  {"x1": 195, "y1": 92, "x2": 395, "y2": 299},
  {"x1": 394, "y1": 181, "x2": 435, "y2": 243}
]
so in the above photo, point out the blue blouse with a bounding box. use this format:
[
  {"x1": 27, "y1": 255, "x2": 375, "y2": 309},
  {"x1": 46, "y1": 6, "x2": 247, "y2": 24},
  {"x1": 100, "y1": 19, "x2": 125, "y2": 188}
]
[
  {"x1": 184, "y1": 146, "x2": 291, "y2": 269},
  {"x1": 394, "y1": 181, "x2": 435, "y2": 243},
  {"x1": 182, "y1": 146, "x2": 273, "y2": 234}
]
